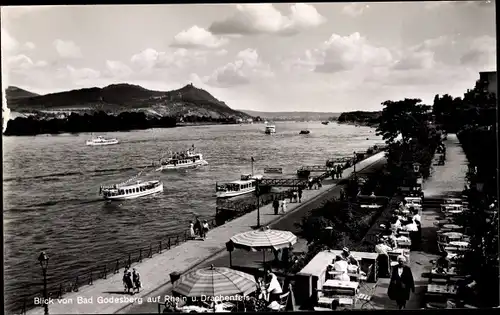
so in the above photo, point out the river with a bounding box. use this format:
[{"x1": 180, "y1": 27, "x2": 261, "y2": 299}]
[{"x1": 2, "y1": 121, "x2": 381, "y2": 312}]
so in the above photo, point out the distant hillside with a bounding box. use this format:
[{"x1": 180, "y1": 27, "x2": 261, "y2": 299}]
[
  {"x1": 6, "y1": 83, "x2": 251, "y2": 119},
  {"x1": 337, "y1": 111, "x2": 381, "y2": 126},
  {"x1": 5, "y1": 86, "x2": 39, "y2": 102},
  {"x1": 239, "y1": 110, "x2": 340, "y2": 121}
]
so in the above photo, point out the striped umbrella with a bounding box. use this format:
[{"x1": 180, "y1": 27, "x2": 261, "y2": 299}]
[
  {"x1": 172, "y1": 265, "x2": 257, "y2": 297},
  {"x1": 230, "y1": 226, "x2": 297, "y2": 251}
]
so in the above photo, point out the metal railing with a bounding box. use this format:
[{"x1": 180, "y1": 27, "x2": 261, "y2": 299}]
[{"x1": 15, "y1": 216, "x2": 220, "y2": 315}]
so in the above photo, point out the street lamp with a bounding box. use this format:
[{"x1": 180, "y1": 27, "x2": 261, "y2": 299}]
[
  {"x1": 353, "y1": 151, "x2": 357, "y2": 177},
  {"x1": 256, "y1": 181, "x2": 261, "y2": 228},
  {"x1": 38, "y1": 251, "x2": 49, "y2": 315}
]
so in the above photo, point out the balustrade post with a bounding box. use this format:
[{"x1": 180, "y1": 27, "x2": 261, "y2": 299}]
[
  {"x1": 148, "y1": 244, "x2": 152, "y2": 258},
  {"x1": 184, "y1": 230, "x2": 187, "y2": 241},
  {"x1": 176, "y1": 235, "x2": 179, "y2": 245},
  {"x1": 159, "y1": 241, "x2": 162, "y2": 253},
  {"x1": 73, "y1": 276, "x2": 79, "y2": 292},
  {"x1": 58, "y1": 283, "x2": 63, "y2": 298},
  {"x1": 89, "y1": 269, "x2": 93, "y2": 285},
  {"x1": 139, "y1": 249, "x2": 143, "y2": 262},
  {"x1": 168, "y1": 238, "x2": 171, "y2": 249},
  {"x1": 103, "y1": 265, "x2": 107, "y2": 279},
  {"x1": 22, "y1": 297, "x2": 26, "y2": 315},
  {"x1": 114, "y1": 259, "x2": 119, "y2": 274},
  {"x1": 128, "y1": 253, "x2": 131, "y2": 267}
]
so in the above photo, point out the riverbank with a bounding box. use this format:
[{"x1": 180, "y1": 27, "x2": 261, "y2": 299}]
[{"x1": 24, "y1": 152, "x2": 387, "y2": 315}]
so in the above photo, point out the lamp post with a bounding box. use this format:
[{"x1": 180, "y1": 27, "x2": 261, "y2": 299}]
[
  {"x1": 256, "y1": 181, "x2": 260, "y2": 228},
  {"x1": 38, "y1": 251, "x2": 49, "y2": 315},
  {"x1": 353, "y1": 151, "x2": 357, "y2": 176}
]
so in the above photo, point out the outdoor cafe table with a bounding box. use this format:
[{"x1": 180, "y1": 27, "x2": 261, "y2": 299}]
[
  {"x1": 444, "y1": 198, "x2": 462, "y2": 204},
  {"x1": 440, "y1": 232, "x2": 464, "y2": 241},
  {"x1": 388, "y1": 248, "x2": 410, "y2": 263},
  {"x1": 448, "y1": 241, "x2": 469, "y2": 248},
  {"x1": 360, "y1": 204, "x2": 382, "y2": 209},
  {"x1": 428, "y1": 268, "x2": 465, "y2": 284},
  {"x1": 328, "y1": 265, "x2": 360, "y2": 281},
  {"x1": 441, "y1": 204, "x2": 463, "y2": 212},
  {"x1": 321, "y1": 280, "x2": 359, "y2": 308},
  {"x1": 426, "y1": 284, "x2": 458, "y2": 297},
  {"x1": 441, "y1": 224, "x2": 463, "y2": 231}
]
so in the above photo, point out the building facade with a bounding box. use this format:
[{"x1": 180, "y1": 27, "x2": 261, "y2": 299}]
[{"x1": 478, "y1": 71, "x2": 497, "y2": 96}]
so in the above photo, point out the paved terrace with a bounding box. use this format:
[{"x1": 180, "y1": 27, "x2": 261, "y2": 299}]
[
  {"x1": 26, "y1": 152, "x2": 387, "y2": 315},
  {"x1": 367, "y1": 134, "x2": 468, "y2": 309}
]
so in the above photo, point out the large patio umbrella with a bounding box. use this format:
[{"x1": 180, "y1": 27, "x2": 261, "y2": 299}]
[
  {"x1": 172, "y1": 265, "x2": 257, "y2": 297},
  {"x1": 228, "y1": 226, "x2": 297, "y2": 264}
]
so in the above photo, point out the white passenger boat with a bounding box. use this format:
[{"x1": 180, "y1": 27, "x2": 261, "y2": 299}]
[
  {"x1": 86, "y1": 136, "x2": 119, "y2": 146},
  {"x1": 155, "y1": 146, "x2": 208, "y2": 171},
  {"x1": 265, "y1": 125, "x2": 276, "y2": 134},
  {"x1": 215, "y1": 174, "x2": 263, "y2": 198},
  {"x1": 99, "y1": 180, "x2": 163, "y2": 200}
]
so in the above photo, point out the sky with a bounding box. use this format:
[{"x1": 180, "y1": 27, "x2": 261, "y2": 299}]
[{"x1": 1, "y1": 1, "x2": 497, "y2": 112}]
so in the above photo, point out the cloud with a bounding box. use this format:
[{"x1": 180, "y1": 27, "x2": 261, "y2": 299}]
[
  {"x1": 103, "y1": 60, "x2": 133, "y2": 78},
  {"x1": 171, "y1": 25, "x2": 228, "y2": 49},
  {"x1": 215, "y1": 49, "x2": 228, "y2": 56},
  {"x1": 56, "y1": 65, "x2": 100, "y2": 82},
  {"x1": 2, "y1": 6, "x2": 52, "y2": 19},
  {"x1": 341, "y1": 4, "x2": 370, "y2": 17},
  {"x1": 23, "y1": 42, "x2": 36, "y2": 50},
  {"x1": 130, "y1": 48, "x2": 207, "y2": 71},
  {"x1": 6, "y1": 55, "x2": 47, "y2": 71},
  {"x1": 286, "y1": 32, "x2": 394, "y2": 73},
  {"x1": 393, "y1": 50, "x2": 435, "y2": 70},
  {"x1": 425, "y1": 0, "x2": 492, "y2": 9},
  {"x1": 204, "y1": 48, "x2": 274, "y2": 87},
  {"x1": 459, "y1": 35, "x2": 496, "y2": 68},
  {"x1": 1, "y1": 28, "x2": 19, "y2": 52},
  {"x1": 208, "y1": 3, "x2": 325, "y2": 36},
  {"x1": 53, "y1": 39, "x2": 82, "y2": 58}
]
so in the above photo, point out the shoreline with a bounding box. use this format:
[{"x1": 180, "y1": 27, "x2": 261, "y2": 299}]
[{"x1": 23, "y1": 151, "x2": 386, "y2": 315}]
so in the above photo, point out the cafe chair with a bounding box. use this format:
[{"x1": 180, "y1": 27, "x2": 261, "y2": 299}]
[
  {"x1": 358, "y1": 264, "x2": 373, "y2": 290},
  {"x1": 357, "y1": 282, "x2": 378, "y2": 309},
  {"x1": 267, "y1": 292, "x2": 290, "y2": 312}
]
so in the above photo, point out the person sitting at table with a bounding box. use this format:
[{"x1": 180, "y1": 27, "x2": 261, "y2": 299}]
[
  {"x1": 265, "y1": 269, "x2": 283, "y2": 302},
  {"x1": 435, "y1": 252, "x2": 450, "y2": 273},
  {"x1": 411, "y1": 208, "x2": 422, "y2": 250},
  {"x1": 375, "y1": 239, "x2": 392, "y2": 278},
  {"x1": 380, "y1": 223, "x2": 392, "y2": 236},
  {"x1": 256, "y1": 277, "x2": 268, "y2": 301},
  {"x1": 341, "y1": 247, "x2": 359, "y2": 266},
  {"x1": 332, "y1": 255, "x2": 350, "y2": 281},
  {"x1": 390, "y1": 216, "x2": 402, "y2": 233}
]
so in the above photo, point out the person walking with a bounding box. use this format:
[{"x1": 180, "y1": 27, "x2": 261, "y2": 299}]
[
  {"x1": 298, "y1": 187, "x2": 303, "y2": 203},
  {"x1": 280, "y1": 198, "x2": 287, "y2": 214},
  {"x1": 273, "y1": 198, "x2": 280, "y2": 215},
  {"x1": 189, "y1": 221, "x2": 195, "y2": 239},
  {"x1": 132, "y1": 268, "x2": 142, "y2": 294},
  {"x1": 387, "y1": 255, "x2": 415, "y2": 309},
  {"x1": 202, "y1": 220, "x2": 209, "y2": 239},
  {"x1": 195, "y1": 217, "x2": 202, "y2": 237}
]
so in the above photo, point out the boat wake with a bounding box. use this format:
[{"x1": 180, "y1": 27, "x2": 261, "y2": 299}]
[{"x1": 3, "y1": 166, "x2": 155, "y2": 183}]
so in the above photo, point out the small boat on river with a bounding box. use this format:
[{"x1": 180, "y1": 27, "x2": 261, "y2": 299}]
[
  {"x1": 265, "y1": 125, "x2": 276, "y2": 134},
  {"x1": 155, "y1": 145, "x2": 208, "y2": 171},
  {"x1": 299, "y1": 130, "x2": 310, "y2": 134},
  {"x1": 86, "y1": 136, "x2": 119, "y2": 146},
  {"x1": 321, "y1": 121, "x2": 329, "y2": 125},
  {"x1": 100, "y1": 180, "x2": 163, "y2": 200},
  {"x1": 215, "y1": 174, "x2": 263, "y2": 198}
]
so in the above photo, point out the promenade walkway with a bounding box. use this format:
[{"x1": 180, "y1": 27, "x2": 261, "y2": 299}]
[
  {"x1": 26, "y1": 152, "x2": 387, "y2": 315},
  {"x1": 369, "y1": 133, "x2": 468, "y2": 310}
]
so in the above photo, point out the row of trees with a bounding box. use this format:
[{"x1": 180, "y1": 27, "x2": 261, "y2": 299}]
[
  {"x1": 433, "y1": 81, "x2": 498, "y2": 307},
  {"x1": 4, "y1": 111, "x2": 177, "y2": 136}
]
